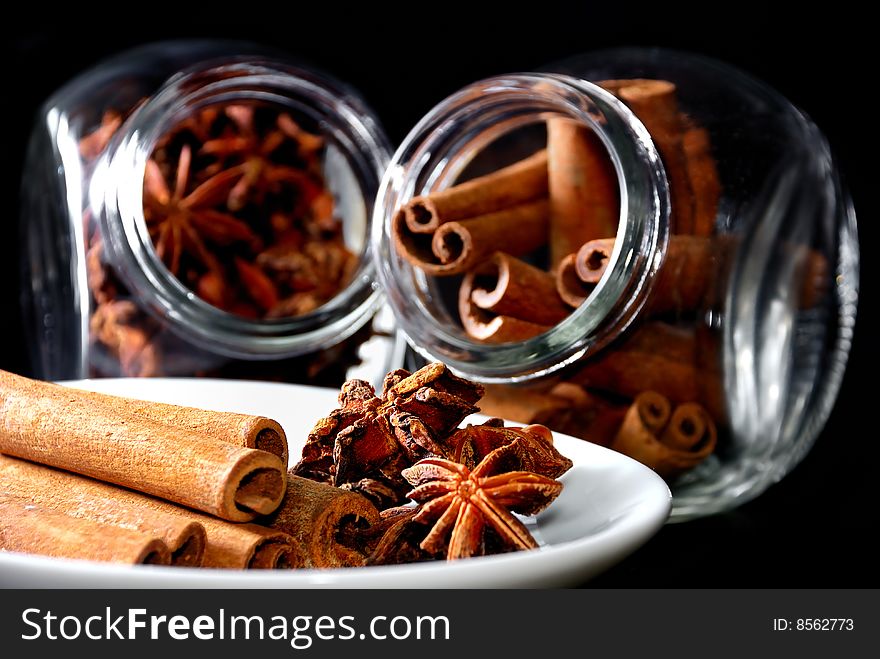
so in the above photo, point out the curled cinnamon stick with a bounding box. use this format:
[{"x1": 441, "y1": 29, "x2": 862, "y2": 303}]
[
  {"x1": 556, "y1": 252, "x2": 595, "y2": 308},
  {"x1": 263, "y1": 474, "x2": 380, "y2": 568},
  {"x1": 402, "y1": 149, "x2": 548, "y2": 233},
  {"x1": 610, "y1": 394, "x2": 716, "y2": 479},
  {"x1": 0, "y1": 454, "x2": 302, "y2": 569},
  {"x1": 108, "y1": 399, "x2": 286, "y2": 465},
  {"x1": 0, "y1": 493, "x2": 171, "y2": 566},
  {"x1": 600, "y1": 79, "x2": 693, "y2": 234},
  {"x1": 459, "y1": 279, "x2": 551, "y2": 343},
  {"x1": 60, "y1": 387, "x2": 288, "y2": 465},
  {"x1": 0, "y1": 455, "x2": 205, "y2": 567},
  {"x1": 0, "y1": 370, "x2": 286, "y2": 522},
  {"x1": 464, "y1": 252, "x2": 570, "y2": 328},
  {"x1": 547, "y1": 117, "x2": 619, "y2": 270},
  {"x1": 574, "y1": 238, "x2": 615, "y2": 284},
  {"x1": 661, "y1": 402, "x2": 717, "y2": 452},
  {"x1": 427, "y1": 200, "x2": 549, "y2": 275},
  {"x1": 201, "y1": 523, "x2": 302, "y2": 569}
]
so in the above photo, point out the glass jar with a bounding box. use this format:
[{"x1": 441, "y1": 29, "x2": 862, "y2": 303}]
[
  {"x1": 372, "y1": 48, "x2": 859, "y2": 519},
  {"x1": 21, "y1": 40, "x2": 394, "y2": 387}
]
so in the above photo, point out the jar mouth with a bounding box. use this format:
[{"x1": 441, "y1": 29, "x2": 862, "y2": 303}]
[
  {"x1": 371, "y1": 73, "x2": 670, "y2": 382},
  {"x1": 100, "y1": 59, "x2": 391, "y2": 358}
]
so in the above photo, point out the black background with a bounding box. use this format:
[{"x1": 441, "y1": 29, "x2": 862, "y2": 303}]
[{"x1": 2, "y1": 10, "x2": 876, "y2": 586}]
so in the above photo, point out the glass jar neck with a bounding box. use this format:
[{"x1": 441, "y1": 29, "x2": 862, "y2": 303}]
[
  {"x1": 372, "y1": 73, "x2": 670, "y2": 382},
  {"x1": 97, "y1": 58, "x2": 391, "y2": 358}
]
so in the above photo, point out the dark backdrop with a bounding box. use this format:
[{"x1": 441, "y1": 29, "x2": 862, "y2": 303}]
[{"x1": 2, "y1": 11, "x2": 876, "y2": 586}]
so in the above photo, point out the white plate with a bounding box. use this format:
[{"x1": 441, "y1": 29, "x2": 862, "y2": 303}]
[{"x1": 0, "y1": 378, "x2": 671, "y2": 588}]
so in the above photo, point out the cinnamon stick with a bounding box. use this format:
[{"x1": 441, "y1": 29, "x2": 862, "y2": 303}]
[
  {"x1": 263, "y1": 473, "x2": 380, "y2": 568},
  {"x1": 200, "y1": 523, "x2": 302, "y2": 569},
  {"x1": 682, "y1": 125, "x2": 721, "y2": 237},
  {"x1": 661, "y1": 402, "x2": 717, "y2": 452},
  {"x1": 0, "y1": 493, "x2": 171, "y2": 566},
  {"x1": 0, "y1": 454, "x2": 301, "y2": 569},
  {"x1": 0, "y1": 370, "x2": 286, "y2": 522},
  {"x1": 547, "y1": 117, "x2": 619, "y2": 270},
  {"x1": 459, "y1": 283, "x2": 551, "y2": 343},
  {"x1": 574, "y1": 238, "x2": 615, "y2": 284},
  {"x1": 610, "y1": 394, "x2": 715, "y2": 479},
  {"x1": 463, "y1": 252, "x2": 570, "y2": 327},
  {"x1": 479, "y1": 384, "x2": 573, "y2": 427},
  {"x1": 57, "y1": 386, "x2": 288, "y2": 465},
  {"x1": 402, "y1": 149, "x2": 548, "y2": 233},
  {"x1": 600, "y1": 79, "x2": 694, "y2": 234},
  {"x1": 571, "y1": 322, "x2": 703, "y2": 404},
  {"x1": 429, "y1": 200, "x2": 549, "y2": 275},
  {"x1": 556, "y1": 252, "x2": 595, "y2": 308},
  {"x1": 0, "y1": 455, "x2": 205, "y2": 567}
]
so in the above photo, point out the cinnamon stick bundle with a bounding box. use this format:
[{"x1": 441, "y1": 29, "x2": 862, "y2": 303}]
[
  {"x1": 0, "y1": 454, "x2": 300, "y2": 569},
  {"x1": 0, "y1": 370, "x2": 286, "y2": 522},
  {"x1": 0, "y1": 493, "x2": 171, "y2": 566},
  {"x1": 0, "y1": 455, "x2": 205, "y2": 567},
  {"x1": 401, "y1": 149, "x2": 548, "y2": 233},
  {"x1": 547, "y1": 117, "x2": 619, "y2": 270},
  {"x1": 263, "y1": 473, "x2": 380, "y2": 568}
]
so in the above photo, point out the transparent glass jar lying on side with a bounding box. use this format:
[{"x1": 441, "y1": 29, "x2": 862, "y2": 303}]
[
  {"x1": 21, "y1": 40, "x2": 395, "y2": 388},
  {"x1": 373, "y1": 48, "x2": 859, "y2": 519}
]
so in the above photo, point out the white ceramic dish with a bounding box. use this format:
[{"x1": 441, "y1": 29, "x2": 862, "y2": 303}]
[{"x1": 0, "y1": 378, "x2": 671, "y2": 588}]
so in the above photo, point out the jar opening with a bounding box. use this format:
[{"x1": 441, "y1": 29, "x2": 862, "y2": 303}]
[
  {"x1": 100, "y1": 60, "x2": 391, "y2": 358},
  {"x1": 372, "y1": 73, "x2": 670, "y2": 381}
]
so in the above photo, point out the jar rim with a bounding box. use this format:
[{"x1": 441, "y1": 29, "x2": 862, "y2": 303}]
[
  {"x1": 371, "y1": 73, "x2": 670, "y2": 382},
  {"x1": 100, "y1": 58, "x2": 392, "y2": 358}
]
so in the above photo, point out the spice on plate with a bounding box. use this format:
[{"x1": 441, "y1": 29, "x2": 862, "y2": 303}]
[
  {"x1": 261, "y1": 473, "x2": 380, "y2": 568},
  {"x1": 0, "y1": 492, "x2": 172, "y2": 566},
  {"x1": 402, "y1": 439, "x2": 563, "y2": 560},
  {"x1": 0, "y1": 363, "x2": 570, "y2": 568},
  {"x1": 0, "y1": 370, "x2": 287, "y2": 522}
]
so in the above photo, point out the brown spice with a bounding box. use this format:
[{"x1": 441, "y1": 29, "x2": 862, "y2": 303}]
[{"x1": 402, "y1": 439, "x2": 563, "y2": 560}]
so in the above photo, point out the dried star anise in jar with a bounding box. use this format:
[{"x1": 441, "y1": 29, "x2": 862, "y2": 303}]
[{"x1": 143, "y1": 104, "x2": 357, "y2": 319}]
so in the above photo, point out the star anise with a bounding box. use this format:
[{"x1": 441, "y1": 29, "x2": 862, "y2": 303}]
[
  {"x1": 402, "y1": 439, "x2": 563, "y2": 560},
  {"x1": 449, "y1": 420, "x2": 573, "y2": 478},
  {"x1": 200, "y1": 105, "x2": 329, "y2": 215},
  {"x1": 143, "y1": 144, "x2": 258, "y2": 276},
  {"x1": 292, "y1": 363, "x2": 485, "y2": 508}
]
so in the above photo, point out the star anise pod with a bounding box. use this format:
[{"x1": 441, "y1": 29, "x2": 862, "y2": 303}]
[
  {"x1": 402, "y1": 439, "x2": 563, "y2": 560},
  {"x1": 200, "y1": 105, "x2": 329, "y2": 214},
  {"x1": 449, "y1": 420, "x2": 573, "y2": 478},
  {"x1": 292, "y1": 363, "x2": 485, "y2": 508},
  {"x1": 143, "y1": 144, "x2": 258, "y2": 276}
]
